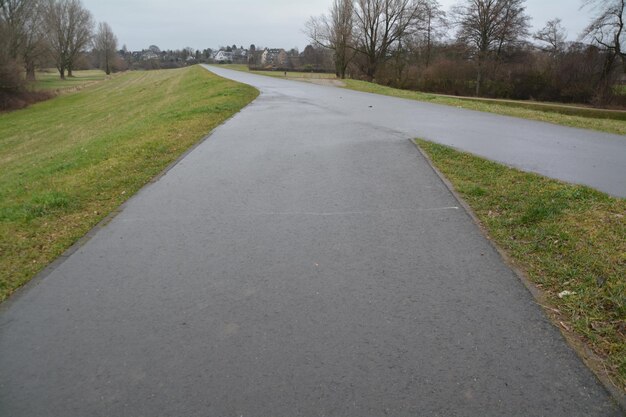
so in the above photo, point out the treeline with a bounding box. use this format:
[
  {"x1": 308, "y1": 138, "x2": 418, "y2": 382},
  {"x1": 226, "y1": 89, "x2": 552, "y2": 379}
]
[
  {"x1": 1, "y1": 0, "x2": 118, "y2": 109},
  {"x1": 307, "y1": 0, "x2": 626, "y2": 105}
]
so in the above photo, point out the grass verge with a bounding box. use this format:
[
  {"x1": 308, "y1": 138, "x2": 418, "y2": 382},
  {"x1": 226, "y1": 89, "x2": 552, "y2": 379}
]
[
  {"x1": 346, "y1": 80, "x2": 626, "y2": 136},
  {"x1": 417, "y1": 139, "x2": 626, "y2": 393},
  {"x1": 0, "y1": 65, "x2": 258, "y2": 301}
]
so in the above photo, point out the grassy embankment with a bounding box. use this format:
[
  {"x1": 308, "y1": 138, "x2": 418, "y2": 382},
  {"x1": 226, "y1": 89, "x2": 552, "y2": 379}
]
[
  {"x1": 0, "y1": 65, "x2": 258, "y2": 301},
  {"x1": 418, "y1": 140, "x2": 626, "y2": 392},
  {"x1": 218, "y1": 64, "x2": 626, "y2": 135}
]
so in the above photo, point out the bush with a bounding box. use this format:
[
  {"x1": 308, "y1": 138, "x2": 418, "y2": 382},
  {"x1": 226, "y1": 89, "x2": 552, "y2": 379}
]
[
  {"x1": 0, "y1": 54, "x2": 53, "y2": 112},
  {"x1": 0, "y1": 58, "x2": 25, "y2": 93}
]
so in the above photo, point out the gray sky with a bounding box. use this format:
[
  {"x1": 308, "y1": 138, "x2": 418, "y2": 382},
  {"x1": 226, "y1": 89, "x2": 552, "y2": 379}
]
[{"x1": 81, "y1": 0, "x2": 594, "y2": 52}]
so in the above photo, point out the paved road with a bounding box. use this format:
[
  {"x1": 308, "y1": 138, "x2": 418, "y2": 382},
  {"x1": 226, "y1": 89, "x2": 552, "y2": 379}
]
[
  {"x1": 213, "y1": 66, "x2": 626, "y2": 198},
  {"x1": 0, "y1": 66, "x2": 622, "y2": 417}
]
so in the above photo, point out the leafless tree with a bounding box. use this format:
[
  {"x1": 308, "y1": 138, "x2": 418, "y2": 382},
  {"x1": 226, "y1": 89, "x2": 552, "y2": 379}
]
[
  {"x1": 44, "y1": 0, "x2": 93, "y2": 79},
  {"x1": 352, "y1": 0, "x2": 423, "y2": 80},
  {"x1": 534, "y1": 18, "x2": 567, "y2": 55},
  {"x1": 94, "y1": 21, "x2": 117, "y2": 75},
  {"x1": 306, "y1": 0, "x2": 355, "y2": 78},
  {"x1": 414, "y1": 0, "x2": 446, "y2": 67},
  {"x1": 581, "y1": 0, "x2": 625, "y2": 58},
  {"x1": 493, "y1": 0, "x2": 529, "y2": 56},
  {"x1": 580, "y1": 0, "x2": 625, "y2": 102},
  {"x1": 453, "y1": 0, "x2": 530, "y2": 95},
  {"x1": 21, "y1": 0, "x2": 46, "y2": 80},
  {"x1": 0, "y1": 0, "x2": 46, "y2": 80},
  {"x1": 0, "y1": 0, "x2": 23, "y2": 93},
  {"x1": 0, "y1": 0, "x2": 26, "y2": 59}
]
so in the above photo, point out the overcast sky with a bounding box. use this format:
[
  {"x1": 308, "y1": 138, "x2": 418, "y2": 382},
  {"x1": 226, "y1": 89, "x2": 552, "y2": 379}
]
[{"x1": 81, "y1": 0, "x2": 595, "y2": 52}]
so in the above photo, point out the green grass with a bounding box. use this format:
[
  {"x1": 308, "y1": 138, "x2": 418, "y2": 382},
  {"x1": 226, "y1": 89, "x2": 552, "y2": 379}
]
[
  {"x1": 31, "y1": 69, "x2": 108, "y2": 91},
  {"x1": 345, "y1": 80, "x2": 626, "y2": 136},
  {"x1": 418, "y1": 139, "x2": 626, "y2": 392},
  {"x1": 0, "y1": 65, "x2": 258, "y2": 301}
]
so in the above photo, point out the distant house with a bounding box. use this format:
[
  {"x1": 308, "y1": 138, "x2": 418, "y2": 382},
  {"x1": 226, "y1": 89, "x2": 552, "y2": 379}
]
[
  {"x1": 261, "y1": 48, "x2": 287, "y2": 67},
  {"x1": 141, "y1": 51, "x2": 159, "y2": 61},
  {"x1": 214, "y1": 50, "x2": 233, "y2": 63},
  {"x1": 232, "y1": 47, "x2": 248, "y2": 63}
]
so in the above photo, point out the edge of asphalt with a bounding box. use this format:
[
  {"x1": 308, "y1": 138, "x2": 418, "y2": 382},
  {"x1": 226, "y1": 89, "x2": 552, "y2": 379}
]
[
  {"x1": 411, "y1": 139, "x2": 626, "y2": 412},
  {"x1": 0, "y1": 84, "x2": 260, "y2": 314}
]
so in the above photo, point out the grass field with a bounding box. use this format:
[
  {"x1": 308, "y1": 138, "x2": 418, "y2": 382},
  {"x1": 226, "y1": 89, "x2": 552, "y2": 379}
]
[
  {"x1": 418, "y1": 140, "x2": 626, "y2": 392},
  {"x1": 0, "y1": 65, "x2": 258, "y2": 301},
  {"x1": 31, "y1": 69, "x2": 108, "y2": 91},
  {"x1": 217, "y1": 64, "x2": 625, "y2": 135}
]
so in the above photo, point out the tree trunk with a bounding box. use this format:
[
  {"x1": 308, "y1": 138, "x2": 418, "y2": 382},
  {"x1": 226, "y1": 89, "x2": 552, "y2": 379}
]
[
  {"x1": 59, "y1": 67, "x2": 66, "y2": 80},
  {"x1": 334, "y1": 51, "x2": 344, "y2": 79},
  {"x1": 366, "y1": 57, "x2": 376, "y2": 82},
  {"x1": 475, "y1": 61, "x2": 482, "y2": 96},
  {"x1": 25, "y1": 62, "x2": 36, "y2": 81},
  {"x1": 425, "y1": 20, "x2": 432, "y2": 68},
  {"x1": 105, "y1": 55, "x2": 111, "y2": 75},
  {"x1": 67, "y1": 68, "x2": 73, "y2": 77},
  {"x1": 596, "y1": 52, "x2": 618, "y2": 104}
]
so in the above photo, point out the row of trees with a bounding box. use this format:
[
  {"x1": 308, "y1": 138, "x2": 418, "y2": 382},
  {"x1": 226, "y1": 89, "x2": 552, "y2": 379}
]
[
  {"x1": 1, "y1": 0, "x2": 118, "y2": 93},
  {"x1": 307, "y1": 0, "x2": 626, "y2": 104}
]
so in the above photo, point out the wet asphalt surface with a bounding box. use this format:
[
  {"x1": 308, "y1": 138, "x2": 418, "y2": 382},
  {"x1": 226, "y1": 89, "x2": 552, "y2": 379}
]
[
  {"x1": 212, "y1": 66, "x2": 626, "y2": 198},
  {"x1": 0, "y1": 66, "x2": 623, "y2": 417}
]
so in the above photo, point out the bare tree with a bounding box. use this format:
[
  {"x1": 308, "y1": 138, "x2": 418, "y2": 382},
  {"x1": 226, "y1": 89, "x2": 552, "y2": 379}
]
[
  {"x1": 65, "y1": 0, "x2": 93, "y2": 76},
  {"x1": 21, "y1": 0, "x2": 46, "y2": 80},
  {"x1": 0, "y1": 0, "x2": 25, "y2": 93},
  {"x1": 494, "y1": 0, "x2": 529, "y2": 56},
  {"x1": 414, "y1": 0, "x2": 446, "y2": 67},
  {"x1": 0, "y1": 0, "x2": 25, "y2": 59},
  {"x1": 0, "y1": 0, "x2": 46, "y2": 80},
  {"x1": 453, "y1": 0, "x2": 530, "y2": 95},
  {"x1": 352, "y1": 0, "x2": 423, "y2": 80},
  {"x1": 94, "y1": 21, "x2": 117, "y2": 74},
  {"x1": 44, "y1": 0, "x2": 68, "y2": 78},
  {"x1": 580, "y1": 0, "x2": 625, "y2": 102},
  {"x1": 330, "y1": 0, "x2": 355, "y2": 78},
  {"x1": 306, "y1": 0, "x2": 355, "y2": 78},
  {"x1": 534, "y1": 18, "x2": 567, "y2": 55},
  {"x1": 44, "y1": 0, "x2": 93, "y2": 79}
]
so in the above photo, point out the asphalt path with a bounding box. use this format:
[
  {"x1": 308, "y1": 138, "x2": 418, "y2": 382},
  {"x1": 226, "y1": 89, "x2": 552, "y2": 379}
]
[
  {"x1": 212, "y1": 66, "x2": 626, "y2": 198},
  {"x1": 0, "y1": 65, "x2": 622, "y2": 416}
]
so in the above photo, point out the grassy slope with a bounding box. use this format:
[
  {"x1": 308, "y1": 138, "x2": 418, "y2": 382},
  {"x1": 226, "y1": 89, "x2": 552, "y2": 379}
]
[
  {"x1": 418, "y1": 140, "x2": 626, "y2": 391},
  {"x1": 0, "y1": 65, "x2": 258, "y2": 301},
  {"x1": 216, "y1": 64, "x2": 625, "y2": 135}
]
